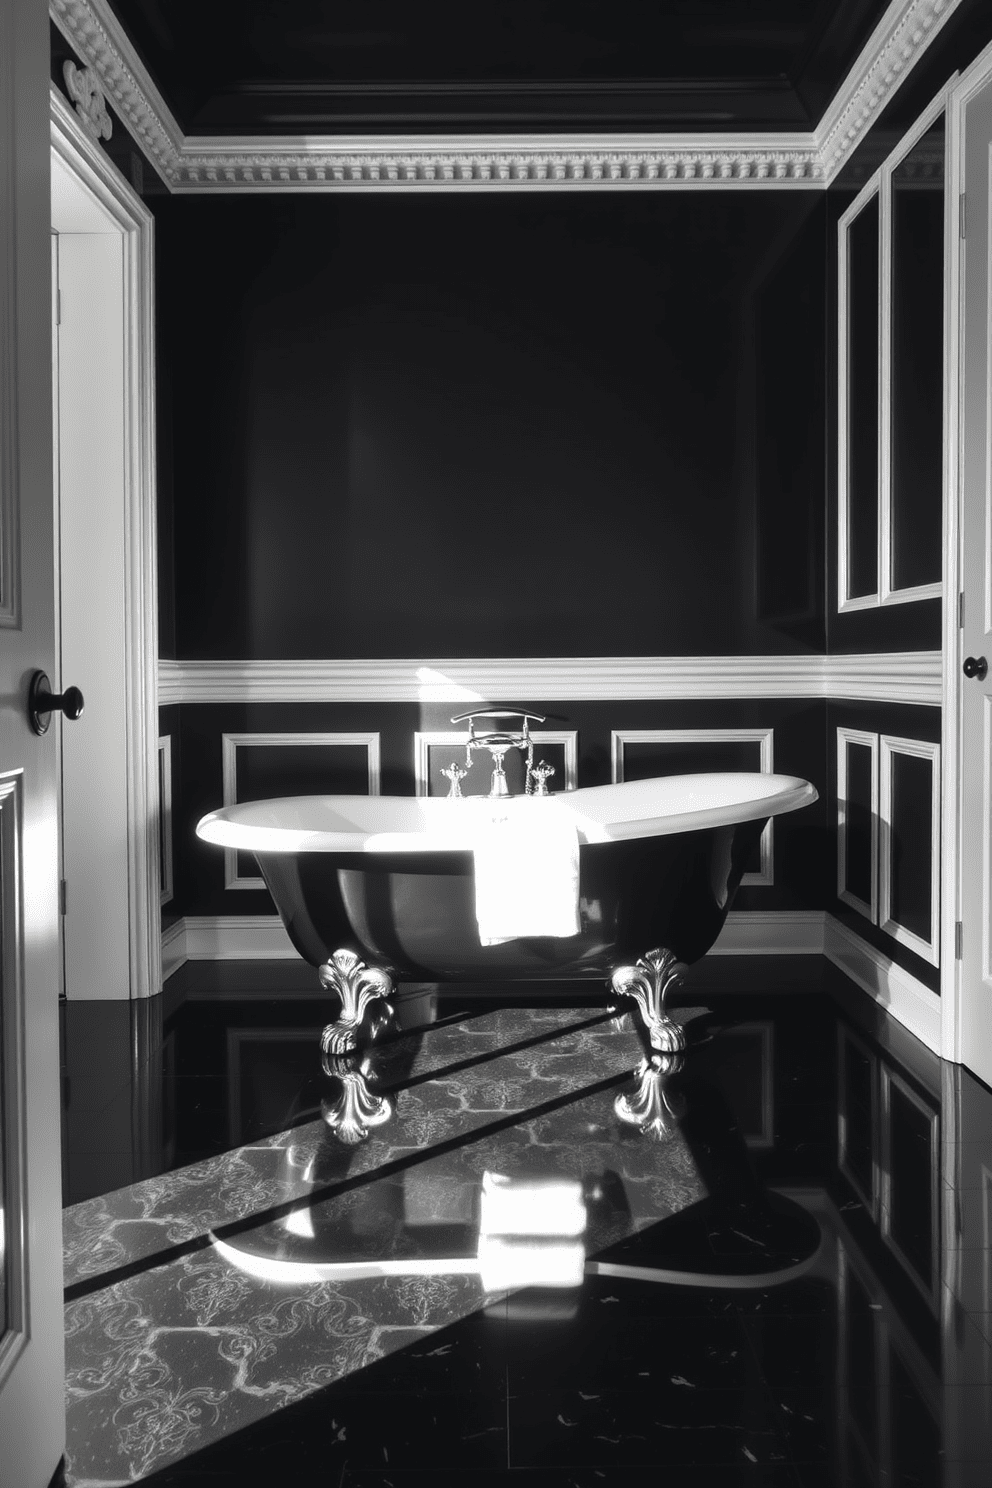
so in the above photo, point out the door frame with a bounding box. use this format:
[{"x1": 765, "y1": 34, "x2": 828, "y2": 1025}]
[
  {"x1": 51, "y1": 83, "x2": 160, "y2": 998},
  {"x1": 944, "y1": 37, "x2": 992, "y2": 1067}
]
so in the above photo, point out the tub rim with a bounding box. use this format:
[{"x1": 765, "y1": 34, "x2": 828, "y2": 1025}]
[{"x1": 195, "y1": 771, "x2": 818, "y2": 856}]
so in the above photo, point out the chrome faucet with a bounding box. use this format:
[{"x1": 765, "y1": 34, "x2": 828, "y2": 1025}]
[{"x1": 450, "y1": 709, "x2": 554, "y2": 799}]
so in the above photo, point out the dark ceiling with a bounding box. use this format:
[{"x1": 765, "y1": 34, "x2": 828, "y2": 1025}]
[{"x1": 105, "y1": 0, "x2": 895, "y2": 136}]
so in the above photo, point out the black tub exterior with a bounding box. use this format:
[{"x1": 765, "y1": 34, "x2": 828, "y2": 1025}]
[{"x1": 255, "y1": 816, "x2": 765, "y2": 983}]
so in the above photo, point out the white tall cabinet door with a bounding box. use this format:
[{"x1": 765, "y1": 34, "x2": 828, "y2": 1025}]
[
  {"x1": 959, "y1": 70, "x2": 992, "y2": 1090},
  {"x1": 0, "y1": 0, "x2": 68, "y2": 1483}
]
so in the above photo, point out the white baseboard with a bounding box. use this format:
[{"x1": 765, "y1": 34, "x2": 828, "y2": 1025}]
[
  {"x1": 824, "y1": 913, "x2": 941, "y2": 1052},
  {"x1": 163, "y1": 907, "x2": 826, "y2": 974},
  {"x1": 711, "y1": 909, "x2": 825, "y2": 954},
  {"x1": 161, "y1": 919, "x2": 187, "y2": 980},
  {"x1": 183, "y1": 914, "x2": 296, "y2": 960},
  {"x1": 161, "y1": 912, "x2": 940, "y2": 1056}
]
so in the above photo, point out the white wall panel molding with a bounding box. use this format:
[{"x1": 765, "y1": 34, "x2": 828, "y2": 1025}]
[
  {"x1": 825, "y1": 912, "x2": 941, "y2": 1052},
  {"x1": 158, "y1": 652, "x2": 943, "y2": 706},
  {"x1": 836, "y1": 727, "x2": 880, "y2": 923},
  {"x1": 50, "y1": 0, "x2": 962, "y2": 194},
  {"x1": 612, "y1": 727, "x2": 774, "y2": 886},
  {"x1": 220, "y1": 731, "x2": 380, "y2": 889},
  {"x1": 878, "y1": 733, "x2": 941, "y2": 965}
]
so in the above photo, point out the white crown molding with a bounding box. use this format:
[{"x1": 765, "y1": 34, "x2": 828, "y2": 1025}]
[
  {"x1": 157, "y1": 652, "x2": 942, "y2": 707},
  {"x1": 815, "y1": 0, "x2": 956, "y2": 182},
  {"x1": 50, "y1": 0, "x2": 184, "y2": 183},
  {"x1": 50, "y1": 0, "x2": 963, "y2": 193},
  {"x1": 172, "y1": 136, "x2": 823, "y2": 191}
]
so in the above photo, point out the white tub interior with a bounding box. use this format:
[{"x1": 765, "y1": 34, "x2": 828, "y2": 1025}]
[{"x1": 196, "y1": 772, "x2": 818, "y2": 855}]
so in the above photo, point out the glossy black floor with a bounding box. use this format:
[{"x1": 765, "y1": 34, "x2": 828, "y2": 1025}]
[{"x1": 58, "y1": 957, "x2": 992, "y2": 1487}]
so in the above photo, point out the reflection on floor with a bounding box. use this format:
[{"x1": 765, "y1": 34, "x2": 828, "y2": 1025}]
[{"x1": 59, "y1": 958, "x2": 992, "y2": 1486}]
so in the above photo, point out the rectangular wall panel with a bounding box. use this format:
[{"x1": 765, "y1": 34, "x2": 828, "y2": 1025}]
[
  {"x1": 221, "y1": 732, "x2": 381, "y2": 890},
  {"x1": 837, "y1": 727, "x2": 878, "y2": 922},
  {"x1": 612, "y1": 728, "x2": 774, "y2": 885},
  {"x1": 880, "y1": 735, "x2": 940, "y2": 966},
  {"x1": 840, "y1": 189, "x2": 881, "y2": 607}
]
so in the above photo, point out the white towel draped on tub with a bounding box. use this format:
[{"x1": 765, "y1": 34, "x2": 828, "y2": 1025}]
[{"x1": 472, "y1": 797, "x2": 581, "y2": 946}]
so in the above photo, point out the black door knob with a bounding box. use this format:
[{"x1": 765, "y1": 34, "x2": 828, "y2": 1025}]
[
  {"x1": 29, "y1": 671, "x2": 84, "y2": 735},
  {"x1": 963, "y1": 655, "x2": 989, "y2": 680}
]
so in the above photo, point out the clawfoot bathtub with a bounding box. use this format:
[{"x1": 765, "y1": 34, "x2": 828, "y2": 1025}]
[{"x1": 196, "y1": 772, "x2": 817, "y2": 1053}]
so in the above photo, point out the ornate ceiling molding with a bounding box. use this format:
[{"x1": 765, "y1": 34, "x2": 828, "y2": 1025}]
[
  {"x1": 176, "y1": 137, "x2": 822, "y2": 188},
  {"x1": 50, "y1": 0, "x2": 183, "y2": 182},
  {"x1": 815, "y1": 0, "x2": 955, "y2": 179},
  {"x1": 49, "y1": 0, "x2": 962, "y2": 193}
]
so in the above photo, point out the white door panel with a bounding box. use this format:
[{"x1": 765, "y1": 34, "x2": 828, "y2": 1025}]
[
  {"x1": 0, "y1": 0, "x2": 68, "y2": 1482},
  {"x1": 959, "y1": 71, "x2": 992, "y2": 1088}
]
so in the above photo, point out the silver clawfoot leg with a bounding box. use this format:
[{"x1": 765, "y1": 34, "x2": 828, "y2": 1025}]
[
  {"x1": 614, "y1": 1052, "x2": 686, "y2": 1140},
  {"x1": 610, "y1": 947, "x2": 688, "y2": 1053},
  {"x1": 319, "y1": 949, "x2": 393, "y2": 1055},
  {"x1": 321, "y1": 1053, "x2": 394, "y2": 1144}
]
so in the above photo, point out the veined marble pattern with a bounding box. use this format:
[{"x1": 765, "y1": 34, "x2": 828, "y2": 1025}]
[{"x1": 63, "y1": 1006, "x2": 638, "y2": 1289}]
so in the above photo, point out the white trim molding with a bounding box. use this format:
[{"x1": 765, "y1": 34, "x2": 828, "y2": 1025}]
[
  {"x1": 711, "y1": 909, "x2": 825, "y2": 955},
  {"x1": 157, "y1": 734, "x2": 173, "y2": 906},
  {"x1": 164, "y1": 906, "x2": 827, "y2": 969},
  {"x1": 414, "y1": 729, "x2": 578, "y2": 797},
  {"x1": 825, "y1": 912, "x2": 941, "y2": 1051},
  {"x1": 837, "y1": 727, "x2": 880, "y2": 924},
  {"x1": 220, "y1": 730, "x2": 381, "y2": 889},
  {"x1": 836, "y1": 86, "x2": 950, "y2": 615},
  {"x1": 879, "y1": 733, "x2": 941, "y2": 965},
  {"x1": 157, "y1": 651, "x2": 943, "y2": 706},
  {"x1": 52, "y1": 84, "x2": 160, "y2": 998},
  {"x1": 51, "y1": 0, "x2": 962, "y2": 193},
  {"x1": 612, "y1": 727, "x2": 774, "y2": 887}
]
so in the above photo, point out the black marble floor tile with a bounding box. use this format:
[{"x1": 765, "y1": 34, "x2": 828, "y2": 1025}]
[
  {"x1": 58, "y1": 978, "x2": 992, "y2": 1488},
  {"x1": 341, "y1": 1469, "x2": 807, "y2": 1487},
  {"x1": 739, "y1": 1311, "x2": 838, "y2": 1388},
  {"x1": 507, "y1": 1384, "x2": 793, "y2": 1468},
  {"x1": 503, "y1": 1286, "x2": 755, "y2": 1395}
]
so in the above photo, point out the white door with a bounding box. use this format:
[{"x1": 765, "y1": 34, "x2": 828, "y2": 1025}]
[
  {"x1": 0, "y1": 0, "x2": 68, "y2": 1483},
  {"x1": 958, "y1": 62, "x2": 992, "y2": 1090}
]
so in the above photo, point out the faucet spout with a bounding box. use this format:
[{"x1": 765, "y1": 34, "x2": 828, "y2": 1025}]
[{"x1": 450, "y1": 709, "x2": 549, "y2": 799}]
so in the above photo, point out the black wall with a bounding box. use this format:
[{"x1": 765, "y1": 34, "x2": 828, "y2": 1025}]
[{"x1": 156, "y1": 190, "x2": 827, "y2": 660}]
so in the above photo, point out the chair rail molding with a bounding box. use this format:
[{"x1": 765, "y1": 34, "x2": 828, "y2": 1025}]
[
  {"x1": 51, "y1": 0, "x2": 962, "y2": 193},
  {"x1": 157, "y1": 652, "x2": 943, "y2": 706}
]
